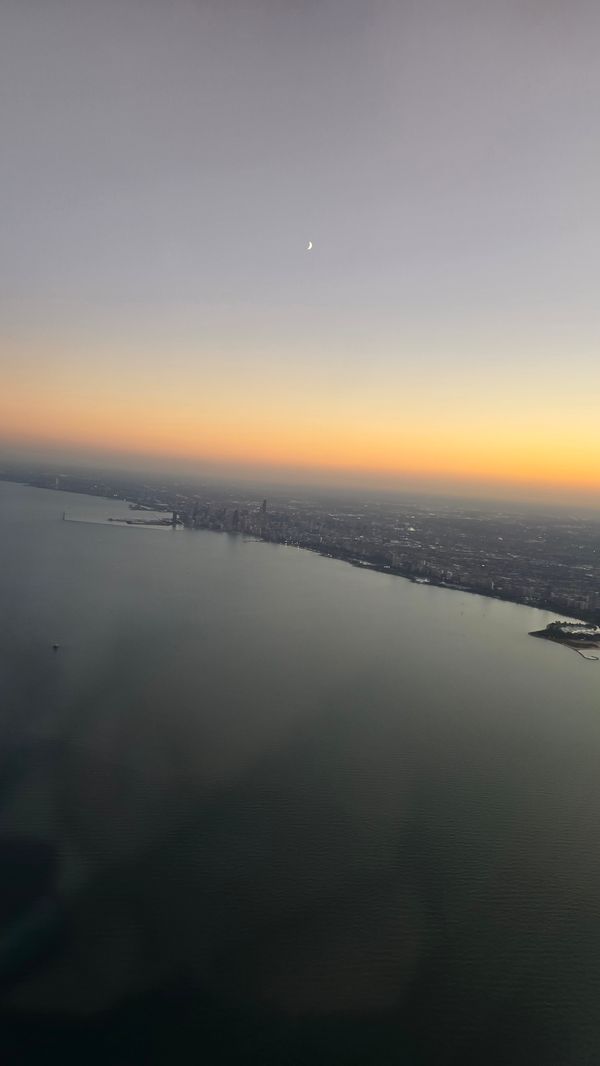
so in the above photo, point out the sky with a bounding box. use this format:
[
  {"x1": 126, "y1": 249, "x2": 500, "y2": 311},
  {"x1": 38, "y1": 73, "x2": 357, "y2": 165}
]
[{"x1": 1, "y1": 0, "x2": 599, "y2": 504}]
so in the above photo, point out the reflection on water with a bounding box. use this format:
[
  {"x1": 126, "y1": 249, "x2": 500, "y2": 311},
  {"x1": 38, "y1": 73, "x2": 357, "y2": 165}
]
[{"x1": 1, "y1": 481, "x2": 599, "y2": 1064}]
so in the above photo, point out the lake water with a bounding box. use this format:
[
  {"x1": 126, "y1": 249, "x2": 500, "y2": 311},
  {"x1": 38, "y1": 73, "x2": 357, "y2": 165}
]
[{"x1": 1, "y1": 480, "x2": 599, "y2": 1064}]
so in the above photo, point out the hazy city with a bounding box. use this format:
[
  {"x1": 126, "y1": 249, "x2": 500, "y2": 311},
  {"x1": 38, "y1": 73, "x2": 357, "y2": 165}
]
[{"x1": 7, "y1": 464, "x2": 599, "y2": 624}]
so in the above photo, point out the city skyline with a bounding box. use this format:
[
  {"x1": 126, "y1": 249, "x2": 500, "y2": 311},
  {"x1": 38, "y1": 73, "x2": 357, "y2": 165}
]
[{"x1": 2, "y1": 0, "x2": 599, "y2": 506}]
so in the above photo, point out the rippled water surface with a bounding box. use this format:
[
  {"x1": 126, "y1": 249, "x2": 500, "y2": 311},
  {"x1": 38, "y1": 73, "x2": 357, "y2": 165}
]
[{"x1": 1, "y1": 480, "x2": 599, "y2": 1064}]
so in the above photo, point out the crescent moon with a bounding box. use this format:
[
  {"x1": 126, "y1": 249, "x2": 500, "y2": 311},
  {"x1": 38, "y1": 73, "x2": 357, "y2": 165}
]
[{"x1": 306, "y1": 240, "x2": 313, "y2": 251}]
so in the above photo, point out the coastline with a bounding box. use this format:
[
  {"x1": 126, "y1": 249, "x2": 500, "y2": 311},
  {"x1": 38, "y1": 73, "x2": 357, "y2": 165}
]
[
  {"x1": 1, "y1": 478, "x2": 592, "y2": 627},
  {"x1": 339, "y1": 554, "x2": 587, "y2": 623}
]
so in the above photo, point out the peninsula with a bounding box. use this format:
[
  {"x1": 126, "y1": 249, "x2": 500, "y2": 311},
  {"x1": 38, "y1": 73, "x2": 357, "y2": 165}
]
[{"x1": 530, "y1": 621, "x2": 600, "y2": 659}]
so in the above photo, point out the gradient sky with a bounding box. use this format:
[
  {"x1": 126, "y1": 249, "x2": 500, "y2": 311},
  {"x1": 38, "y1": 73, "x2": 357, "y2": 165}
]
[{"x1": 2, "y1": 0, "x2": 599, "y2": 502}]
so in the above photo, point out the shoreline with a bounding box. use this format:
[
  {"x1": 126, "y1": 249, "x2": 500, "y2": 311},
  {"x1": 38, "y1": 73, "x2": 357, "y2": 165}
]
[
  {"x1": 262, "y1": 542, "x2": 588, "y2": 625},
  {"x1": 2, "y1": 478, "x2": 592, "y2": 627},
  {"x1": 343, "y1": 556, "x2": 587, "y2": 623}
]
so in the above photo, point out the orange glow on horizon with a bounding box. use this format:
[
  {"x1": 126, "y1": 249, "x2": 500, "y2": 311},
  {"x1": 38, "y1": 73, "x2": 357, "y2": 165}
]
[
  {"x1": 3, "y1": 330, "x2": 599, "y2": 502},
  {"x1": 3, "y1": 390, "x2": 599, "y2": 500}
]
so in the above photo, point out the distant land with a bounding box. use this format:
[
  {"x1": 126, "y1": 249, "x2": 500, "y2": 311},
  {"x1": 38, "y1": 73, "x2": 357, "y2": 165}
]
[{"x1": 2, "y1": 462, "x2": 599, "y2": 627}]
